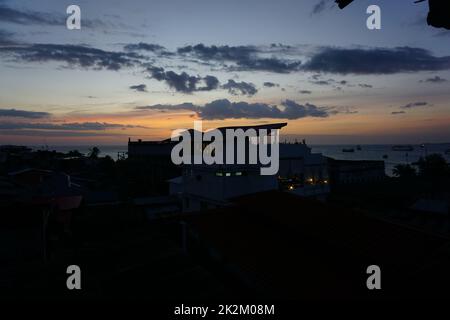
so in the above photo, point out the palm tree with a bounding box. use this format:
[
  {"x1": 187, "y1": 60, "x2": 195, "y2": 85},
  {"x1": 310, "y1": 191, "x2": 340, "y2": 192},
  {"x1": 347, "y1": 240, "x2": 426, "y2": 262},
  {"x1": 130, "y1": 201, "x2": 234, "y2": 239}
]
[{"x1": 88, "y1": 146, "x2": 100, "y2": 159}]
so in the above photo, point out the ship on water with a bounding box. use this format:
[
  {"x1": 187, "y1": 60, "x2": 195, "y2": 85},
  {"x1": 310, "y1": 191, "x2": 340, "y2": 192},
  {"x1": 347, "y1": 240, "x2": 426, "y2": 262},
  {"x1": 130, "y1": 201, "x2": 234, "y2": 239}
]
[{"x1": 392, "y1": 145, "x2": 414, "y2": 152}]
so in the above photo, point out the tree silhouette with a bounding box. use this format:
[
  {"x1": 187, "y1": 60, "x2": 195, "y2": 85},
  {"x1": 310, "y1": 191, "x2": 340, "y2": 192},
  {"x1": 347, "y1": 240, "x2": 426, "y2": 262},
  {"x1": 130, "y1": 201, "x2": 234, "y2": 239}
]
[
  {"x1": 88, "y1": 146, "x2": 101, "y2": 159},
  {"x1": 417, "y1": 154, "x2": 449, "y2": 179},
  {"x1": 393, "y1": 164, "x2": 417, "y2": 179},
  {"x1": 67, "y1": 150, "x2": 83, "y2": 158}
]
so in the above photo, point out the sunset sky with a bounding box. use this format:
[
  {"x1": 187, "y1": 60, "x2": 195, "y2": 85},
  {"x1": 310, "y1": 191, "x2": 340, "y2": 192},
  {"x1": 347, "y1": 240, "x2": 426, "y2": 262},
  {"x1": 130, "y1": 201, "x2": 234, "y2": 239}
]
[{"x1": 0, "y1": 0, "x2": 449, "y2": 145}]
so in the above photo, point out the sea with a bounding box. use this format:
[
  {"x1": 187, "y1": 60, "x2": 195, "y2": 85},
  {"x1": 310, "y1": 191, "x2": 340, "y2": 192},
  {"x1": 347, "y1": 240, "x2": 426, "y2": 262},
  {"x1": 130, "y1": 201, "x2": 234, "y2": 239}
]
[
  {"x1": 310, "y1": 144, "x2": 450, "y2": 176},
  {"x1": 35, "y1": 143, "x2": 450, "y2": 176}
]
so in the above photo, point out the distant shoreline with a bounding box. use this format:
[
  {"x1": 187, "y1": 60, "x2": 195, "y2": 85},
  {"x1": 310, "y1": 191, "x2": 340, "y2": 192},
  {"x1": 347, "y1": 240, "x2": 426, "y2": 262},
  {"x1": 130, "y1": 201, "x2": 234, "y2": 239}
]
[{"x1": 10, "y1": 142, "x2": 450, "y2": 149}]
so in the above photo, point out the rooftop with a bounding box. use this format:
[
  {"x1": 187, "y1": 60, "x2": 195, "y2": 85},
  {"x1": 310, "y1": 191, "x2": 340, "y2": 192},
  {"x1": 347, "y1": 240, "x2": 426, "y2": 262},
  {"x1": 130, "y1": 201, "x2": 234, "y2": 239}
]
[{"x1": 183, "y1": 190, "x2": 450, "y2": 298}]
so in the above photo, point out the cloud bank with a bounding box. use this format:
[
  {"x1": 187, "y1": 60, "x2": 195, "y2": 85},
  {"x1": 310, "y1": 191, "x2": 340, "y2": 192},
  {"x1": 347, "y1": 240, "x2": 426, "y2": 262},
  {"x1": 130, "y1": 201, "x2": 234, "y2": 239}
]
[
  {"x1": 302, "y1": 47, "x2": 450, "y2": 74},
  {"x1": 0, "y1": 108, "x2": 50, "y2": 119},
  {"x1": 139, "y1": 99, "x2": 332, "y2": 120}
]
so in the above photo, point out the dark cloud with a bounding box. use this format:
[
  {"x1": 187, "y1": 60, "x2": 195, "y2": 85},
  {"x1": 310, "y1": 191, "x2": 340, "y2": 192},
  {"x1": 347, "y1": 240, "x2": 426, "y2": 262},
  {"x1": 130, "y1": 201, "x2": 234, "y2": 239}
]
[
  {"x1": 0, "y1": 44, "x2": 142, "y2": 70},
  {"x1": 401, "y1": 102, "x2": 429, "y2": 109},
  {"x1": 269, "y1": 43, "x2": 294, "y2": 51},
  {"x1": 149, "y1": 67, "x2": 198, "y2": 92},
  {"x1": 309, "y1": 77, "x2": 372, "y2": 91},
  {"x1": 310, "y1": 80, "x2": 331, "y2": 85},
  {"x1": 299, "y1": 90, "x2": 312, "y2": 94},
  {"x1": 177, "y1": 43, "x2": 302, "y2": 73},
  {"x1": 392, "y1": 111, "x2": 406, "y2": 115},
  {"x1": 0, "y1": 108, "x2": 50, "y2": 119},
  {"x1": 231, "y1": 57, "x2": 301, "y2": 73},
  {"x1": 421, "y1": 75, "x2": 447, "y2": 83},
  {"x1": 263, "y1": 82, "x2": 279, "y2": 88},
  {"x1": 124, "y1": 42, "x2": 173, "y2": 56},
  {"x1": 147, "y1": 66, "x2": 219, "y2": 93},
  {"x1": 178, "y1": 44, "x2": 255, "y2": 61},
  {"x1": 0, "y1": 121, "x2": 147, "y2": 131},
  {"x1": 203, "y1": 75, "x2": 220, "y2": 91},
  {"x1": 278, "y1": 100, "x2": 329, "y2": 119},
  {"x1": 141, "y1": 99, "x2": 331, "y2": 120},
  {"x1": 222, "y1": 79, "x2": 257, "y2": 96},
  {"x1": 6, "y1": 39, "x2": 447, "y2": 81},
  {"x1": 201, "y1": 100, "x2": 281, "y2": 120},
  {"x1": 129, "y1": 84, "x2": 147, "y2": 92},
  {"x1": 124, "y1": 43, "x2": 165, "y2": 52},
  {"x1": 303, "y1": 47, "x2": 450, "y2": 74},
  {"x1": 400, "y1": 102, "x2": 430, "y2": 109},
  {"x1": 309, "y1": 76, "x2": 355, "y2": 89}
]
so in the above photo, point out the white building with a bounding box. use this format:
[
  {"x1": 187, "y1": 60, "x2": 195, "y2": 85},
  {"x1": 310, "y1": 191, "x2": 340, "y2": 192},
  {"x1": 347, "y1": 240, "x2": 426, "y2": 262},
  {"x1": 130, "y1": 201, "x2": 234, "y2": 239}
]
[
  {"x1": 169, "y1": 123, "x2": 285, "y2": 212},
  {"x1": 168, "y1": 123, "x2": 330, "y2": 212},
  {"x1": 171, "y1": 164, "x2": 279, "y2": 212}
]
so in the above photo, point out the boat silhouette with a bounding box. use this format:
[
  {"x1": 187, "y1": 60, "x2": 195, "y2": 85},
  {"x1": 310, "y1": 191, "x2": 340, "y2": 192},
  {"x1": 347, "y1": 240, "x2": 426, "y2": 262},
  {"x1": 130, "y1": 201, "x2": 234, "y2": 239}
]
[{"x1": 392, "y1": 145, "x2": 414, "y2": 152}]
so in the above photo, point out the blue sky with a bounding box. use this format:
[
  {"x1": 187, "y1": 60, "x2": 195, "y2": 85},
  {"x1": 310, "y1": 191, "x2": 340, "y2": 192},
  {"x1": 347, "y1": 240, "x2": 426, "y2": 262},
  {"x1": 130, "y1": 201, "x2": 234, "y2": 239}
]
[{"x1": 0, "y1": 0, "x2": 449, "y2": 145}]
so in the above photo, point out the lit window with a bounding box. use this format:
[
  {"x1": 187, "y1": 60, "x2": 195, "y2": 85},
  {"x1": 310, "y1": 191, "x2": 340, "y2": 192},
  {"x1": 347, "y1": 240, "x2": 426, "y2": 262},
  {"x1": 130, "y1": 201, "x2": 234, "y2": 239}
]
[
  {"x1": 216, "y1": 172, "x2": 223, "y2": 177},
  {"x1": 225, "y1": 172, "x2": 231, "y2": 177},
  {"x1": 235, "y1": 172, "x2": 242, "y2": 176}
]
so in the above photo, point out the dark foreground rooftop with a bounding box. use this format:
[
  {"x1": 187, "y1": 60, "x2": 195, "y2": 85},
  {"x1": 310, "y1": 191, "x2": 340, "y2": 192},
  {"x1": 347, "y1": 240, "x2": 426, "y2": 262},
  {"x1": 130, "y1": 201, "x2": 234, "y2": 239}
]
[{"x1": 183, "y1": 191, "x2": 450, "y2": 299}]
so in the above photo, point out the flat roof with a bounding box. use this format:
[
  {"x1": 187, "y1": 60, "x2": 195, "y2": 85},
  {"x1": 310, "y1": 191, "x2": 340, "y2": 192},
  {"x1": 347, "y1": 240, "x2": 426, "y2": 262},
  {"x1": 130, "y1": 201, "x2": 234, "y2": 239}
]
[
  {"x1": 216, "y1": 122, "x2": 287, "y2": 131},
  {"x1": 131, "y1": 123, "x2": 288, "y2": 144}
]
